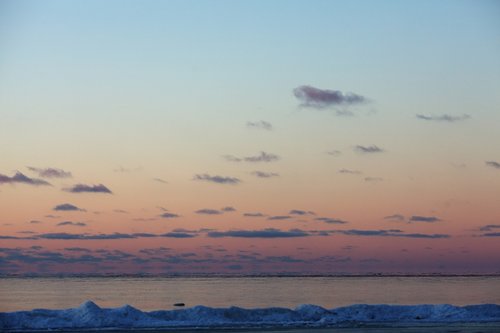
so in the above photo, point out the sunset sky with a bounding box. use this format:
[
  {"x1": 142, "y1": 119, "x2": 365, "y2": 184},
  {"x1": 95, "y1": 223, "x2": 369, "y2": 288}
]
[{"x1": 1, "y1": 0, "x2": 500, "y2": 275}]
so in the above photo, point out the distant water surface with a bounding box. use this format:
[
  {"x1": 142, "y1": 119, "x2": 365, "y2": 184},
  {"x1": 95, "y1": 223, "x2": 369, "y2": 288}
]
[{"x1": 1, "y1": 276, "x2": 499, "y2": 312}]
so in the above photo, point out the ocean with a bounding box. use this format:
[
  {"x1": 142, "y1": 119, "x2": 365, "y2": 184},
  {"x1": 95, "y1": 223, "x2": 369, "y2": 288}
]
[{"x1": 1, "y1": 275, "x2": 499, "y2": 312}]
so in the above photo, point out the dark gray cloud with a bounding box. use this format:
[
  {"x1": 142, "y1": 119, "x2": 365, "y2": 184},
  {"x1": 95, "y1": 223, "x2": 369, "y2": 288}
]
[
  {"x1": 57, "y1": 221, "x2": 86, "y2": 227},
  {"x1": 409, "y1": 215, "x2": 441, "y2": 223},
  {"x1": 244, "y1": 151, "x2": 279, "y2": 163},
  {"x1": 337, "y1": 229, "x2": 449, "y2": 239},
  {"x1": 315, "y1": 217, "x2": 348, "y2": 224},
  {"x1": 354, "y1": 145, "x2": 385, "y2": 154},
  {"x1": 27, "y1": 167, "x2": 72, "y2": 178},
  {"x1": 243, "y1": 212, "x2": 266, "y2": 217},
  {"x1": 479, "y1": 224, "x2": 500, "y2": 232},
  {"x1": 53, "y1": 203, "x2": 84, "y2": 211},
  {"x1": 64, "y1": 184, "x2": 112, "y2": 194},
  {"x1": 195, "y1": 209, "x2": 222, "y2": 215},
  {"x1": 416, "y1": 114, "x2": 471, "y2": 122},
  {"x1": 486, "y1": 161, "x2": 500, "y2": 169},
  {"x1": 64, "y1": 247, "x2": 92, "y2": 252},
  {"x1": 338, "y1": 169, "x2": 362, "y2": 175},
  {"x1": 482, "y1": 232, "x2": 500, "y2": 237},
  {"x1": 0, "y1": 172, "x2": 51, "y2": 186},
  {"x1": 161, "y1": 232, "x2": 197, "y2": 238},
  {"x1": 289, "y1": 210, "x2": 315, "y2": 216},
  {"x1": 293, "y1": 85, "x2": 366, "y2": 108},
  {"x1": 208, "y1": 228, "x2": 310, "y2": 238},
  {"x1": 268, "y1": 215, "x2": 292, "y2": 220},
  {"x1": 251, "y1": 171, "x2": 279, "y2": 178},
  {"x1": 159, "y1": 212, "x2": 180, "y2": 219},
  {"x1": 221, "y1": 206, "x2": 236, "y2": 212},
  {"x1": 193, "y1": 174, "x2": 241, "y2": 184},
  {"x1": 384, "y1": 214, "x2": 405, "y2": 221},
  {"x1": 246, "y1": 120, "x2": 272, "y2": 131}
]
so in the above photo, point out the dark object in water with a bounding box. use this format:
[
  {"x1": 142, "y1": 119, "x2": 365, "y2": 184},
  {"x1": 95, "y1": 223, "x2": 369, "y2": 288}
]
[{"x1": 174, "y1": 303, "x2": 185, "y2": 307}]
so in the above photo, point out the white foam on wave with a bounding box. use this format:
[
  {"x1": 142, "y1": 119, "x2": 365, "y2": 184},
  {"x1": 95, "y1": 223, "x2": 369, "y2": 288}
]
[{"x1": 1, "y1": 301, "x2": 499, "y2": 330}]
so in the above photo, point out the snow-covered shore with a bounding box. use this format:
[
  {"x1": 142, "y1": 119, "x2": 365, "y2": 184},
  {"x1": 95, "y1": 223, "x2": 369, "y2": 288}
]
[{"x1": 1, "y1": 301, "x2": 499, "y2": 331}]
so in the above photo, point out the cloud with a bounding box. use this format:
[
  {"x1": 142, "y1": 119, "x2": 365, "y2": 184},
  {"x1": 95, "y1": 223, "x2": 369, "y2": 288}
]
[
  {"x1": 354, "y1": 145, "x2": 385, "y2": 154},
  {"x1": 268, "y1": 215, "x2": 292, "y2": 220},
  {"x1": 384, "y1": 214, "x2": 405, "y2": 221},
  {"x1": 416, "y1": 114, "x2": 471, "y2": 122},
  {"x1": 289, "y1": 210, "x2": 315, "y2": 216},
  {"x1": 338, "y1": 169, "x2": 362, "y2": 175},
  {"x1": 293, "y1": 85, "x2": 366, "y2": 109},
  {"x1": 113, "y1": 209, "x2": 128, "y2": 214},
  {"x1": 161, "y1": 232, "x2": 197, "y2": 238},
  {"x1": 222, "y1": 155, "x2": 242, "y2": 162},
  {"x1": 57, "y1": 221, "x2": 86, "y2": 227},
  {"x1": 315, "y1": 217, "x2": 348, "y2": 224},
  {"x1": 479, "y1": 224, "x2": 500, "y2": 232},
  {"x1": 113, "y1": 166, "x2": 142, "y2": 173},
  {"x1": 160, "y1": 212, "x2": 180, "y2": 219},
  {"x1": 221, "y1": 206, "x2": 236, "y2": 212},
  {"x1": 482, "y1": 232, "x2": 500, "y2": 237},
  {"x1": 195, "y1": 209, "x2": 222, "y2": 215},
  {"x1": 0, "y1": 172, "x2": 51, "y2": 186},
  {"x1": 246, "y1": 120, "x2": 272, "y2": 131},
  {"x1": 409, "y1": 216, "x2": 441, "y2": 223},
  {"x1": 64, "y1": 184, "x2": 112, "y2": 194},
  {"x1": 364, "y1": 177, "x2": 383, "y2": 182},
  {"x1": 327, "y1": 150, "x2": 341, "y2": 156},
  {"x1": 37, "y1": 232, "x2": 150, "y2": 240},
  {"x1": 27, "y1": 167, "x2": 72, "y2": 178},
  {"x1": 207, "y1": 228, "x2": 310, "y2": 238},
  {"x1": 53, "y1": 203, "x2": 84, "y2": 211},
  {"x1": 251, "y1": 171, "x2": 279, "y2": 178},
  {"x1": 153, "y1": 178, "x2": 168, "y2": 184},
  {"x1": 244, "y1": 151, "x2": 279, "y2": 162},
  {"x1": 337, "y1": 229, "x2": 449, "y2": 239},
  {"x1": 193, "y1": 174, "x2": 241, "y2": 184},
  {"x1": 486, "y1": 161, "x2": 500, "y2": 169},
  {"x1": 243, "y1": 212, "x2": 266, "y2": 217}
]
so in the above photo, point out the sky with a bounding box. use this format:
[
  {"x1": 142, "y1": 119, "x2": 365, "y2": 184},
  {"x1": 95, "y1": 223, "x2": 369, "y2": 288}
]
[{"x1": 1, "y1": 0, "x2": 500, "y2": 275}]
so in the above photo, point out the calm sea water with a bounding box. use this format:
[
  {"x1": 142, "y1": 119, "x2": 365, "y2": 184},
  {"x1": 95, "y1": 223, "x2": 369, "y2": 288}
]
[{"x1": 1, "y1": 276, "x2": 499, "y2": 312}]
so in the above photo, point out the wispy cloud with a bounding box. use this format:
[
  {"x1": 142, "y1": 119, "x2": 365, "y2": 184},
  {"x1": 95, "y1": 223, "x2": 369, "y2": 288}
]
[
  {"x1": 0, "y1": 172, "x2": 51, "y2": 186},
  {"x1": 64, "y1": 184, "x2": 112, "y2": 194},
  {"x1": 221, "y1": 206, "x2": 236, "y2": 212},
  {"x1": 53, "y1": 203, "x2": 85, "y2": 212},
  {"x1": 159, "y1": 212, "x2": 180, "y2": 219},
  {"x1": 479, "y1": 224, "x2": 500, "y2": 232},
  {"x1": 246, "y1": 120, "x2": 272, "y2": 131},
  {"x1": 354, "y1": 145, "x2": 385, "y2": 154},
  {"x1": 244, "y1": 151, "x2": 279, "y2": 163},
  {"x1": 289, "y1": 210, "x2": 315, "y2": 216},
  {"x1": 195, "y1": 209, "x2": 222, "y2": 215},
  {"x1": 268, "y1": 215, "x2": 292, "y2": 220},
  {"x1": 56, "y1": 221, "x2": 86, "y2": 227},
  {"x1": 27, "y1": 167, "x2": 72, "y2": 178},
  {"x1": 153, "y1": 178, "x2": 168, "y2": 184},
  {"x1": 408, "y1": 216, "x2": 441, "y2": 223},
  {"x1": 384, "y1": 214, "x2": 405, "y2": 221},
  {"x1": 243, "y1": 212, "x2": 266, "y2": 217},
  {"x1": 337, "y1": 229, "x2": 449, "y2": 239},
  {"x1": 193, "y1": 174, "x2": 241, "y2": 184},
  {"x1": 208, "y1": 228, "x2": 310, "y2": 238},
  {"x1": 364, "y1": 177, "x2": 383, "y2": 182},
  {"x1": 326, "y1": 150, "x2": 341, "y2": 156},
  {"x1": 251, "y1": 171, "x2": 279, "y2": 178},
  {"x1": 416, "y1": 114, "x2": 471, "y2": 122},
  {"x1": 315, "y1": 217, "x2": 348, "y2": 224},
  {"x1": 293, "y1": 85, "x2": 366, "y2": 109},
  {"x1": 338, "y1": 169, "x2": 362, "y2": 175},
  {"x1": 486, "y1": 161, "x2": 500, "y2": 169}
]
